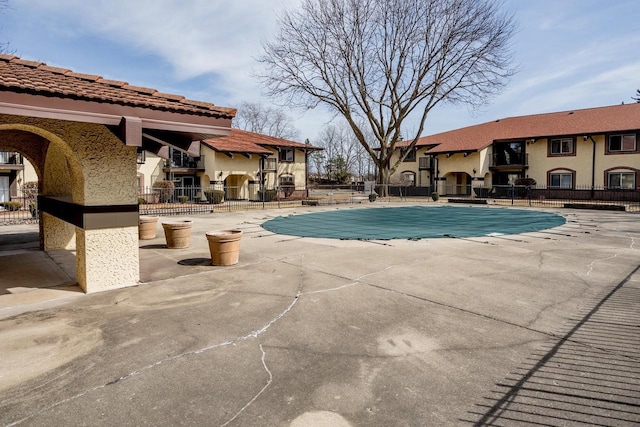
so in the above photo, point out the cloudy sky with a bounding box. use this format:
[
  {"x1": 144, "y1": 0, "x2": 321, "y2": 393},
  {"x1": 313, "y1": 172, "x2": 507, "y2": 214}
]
[{"x1": 2, "y1": 0, "x2": 639, "y2": 142}]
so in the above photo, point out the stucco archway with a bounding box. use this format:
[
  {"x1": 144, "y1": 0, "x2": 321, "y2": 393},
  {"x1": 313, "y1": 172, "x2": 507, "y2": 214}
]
[{"x1": 0, "y1": 116, "x2": 140, "y2": 293}]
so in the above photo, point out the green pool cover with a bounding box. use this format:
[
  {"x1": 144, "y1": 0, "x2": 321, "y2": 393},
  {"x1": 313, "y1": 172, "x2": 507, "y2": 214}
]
[{"x1": 262, "y1": 205, "x2": 566, "y2": 240}]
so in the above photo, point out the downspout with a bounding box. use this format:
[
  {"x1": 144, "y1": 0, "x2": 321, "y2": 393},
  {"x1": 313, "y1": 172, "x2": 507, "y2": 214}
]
[
  {"x1": 588, "y1": 135, "x2": 596, "y2": 198},
  {"x1": 304, "y1": 148, "x2": 309, "y2": 199}
]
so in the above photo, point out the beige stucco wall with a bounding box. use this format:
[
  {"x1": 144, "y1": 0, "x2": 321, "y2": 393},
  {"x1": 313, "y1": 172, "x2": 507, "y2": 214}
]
[
  {"x1": 0, "y1": 115, "x2": 140, "y2": 293},
  {"x1": 137, "y1": 152, "x2": 164, "y2": 189},
  {"x1": 272, "y1": 147, "x2": 307, "y2": 189},
  {"x1": 202, "y1": 145, "x2": 260, "y2": 183},
  {"x1": 526, "y1": 135, "x2": 640, "y2": 187},
  {"x1": 76, "y1": 227, "x2": 139, "y2": 293},
  {"x1": 200, "y1": 145, "x2": 309, "y2": 191}
]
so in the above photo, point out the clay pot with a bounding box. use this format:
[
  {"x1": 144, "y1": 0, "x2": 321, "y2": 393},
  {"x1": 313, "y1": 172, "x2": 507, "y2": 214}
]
[
  {"x1": 206, "y1": 229, "x2": 243, "y2": 266},
  {"x1": 162, "y1": 220, "x2": 193, "y2": 249},
  {"x1": 138, "y1": 216, "x2": 159, "y2": 240}
]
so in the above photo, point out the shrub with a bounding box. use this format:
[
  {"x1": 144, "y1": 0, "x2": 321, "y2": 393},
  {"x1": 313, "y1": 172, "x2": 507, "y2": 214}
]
[
  {"x1": 22, "y1": 181, "x2": 38, "y2": 202},
  {"x1": 138, "y1": 197, "x2": 147, "y2": 205},
  {"x1": 258, "y1": 189, "x2": 278, "y2": 202},
  {"x1": 514, "y1": 177, "x2": 536, "y2": 187},
  {"x1": 204, "y1": 189, "x2": 225, "y2": 204},
  {"x1": 431, "y1": 192, "x2": 439, "y2": 201},
  {"x1": 178, "y1": 195, "x2": 189, "y2": 204},
  {"x1": 152, "y1": 180, "x2": 174, "y2": 203},
  {"x1": 1, "y1": 201, "x2": 23, "y2": 211}
]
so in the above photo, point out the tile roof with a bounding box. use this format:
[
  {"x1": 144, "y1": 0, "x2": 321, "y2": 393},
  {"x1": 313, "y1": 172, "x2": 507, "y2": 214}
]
[
  {"x1": 400, "y1": 103, "x2": 640, "y2": 154},
  {"x1": 0, "y1": 54, "x2": 236, "y2": 119},
  {"x1": 203, "y1": 128, "x2": 321, "y2": 154}
]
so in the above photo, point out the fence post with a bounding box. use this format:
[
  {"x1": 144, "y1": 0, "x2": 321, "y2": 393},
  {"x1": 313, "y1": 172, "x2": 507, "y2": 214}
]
[{"x1": 511, "y1": 184, "x2": 514, "y2": 205}]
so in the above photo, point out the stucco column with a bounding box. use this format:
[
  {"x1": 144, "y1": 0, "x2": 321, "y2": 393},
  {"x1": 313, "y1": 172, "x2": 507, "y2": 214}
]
[
  {"x1": 42, "y1": 212, "x2": 76, "y2": 250},
  {"x1": 76, "y1": 226, "x2": 139, "y2": 293}
]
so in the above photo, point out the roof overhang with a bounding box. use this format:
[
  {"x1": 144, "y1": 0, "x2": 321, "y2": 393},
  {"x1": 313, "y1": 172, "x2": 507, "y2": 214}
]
[{"x1": 0, "y1": 91, "x2": 233, "y2": 157}]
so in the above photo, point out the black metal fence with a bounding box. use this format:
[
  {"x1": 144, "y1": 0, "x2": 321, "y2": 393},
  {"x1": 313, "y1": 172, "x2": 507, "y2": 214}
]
[
  {"x1": 2, "y1": 183, "x2": 639, "y2": 225},
  {"x1": 138, "y1": 184, "x2": 309, "y2": 216},
  {"x1": 465, "y1": 185, "x2": 640, "y2": 210}
]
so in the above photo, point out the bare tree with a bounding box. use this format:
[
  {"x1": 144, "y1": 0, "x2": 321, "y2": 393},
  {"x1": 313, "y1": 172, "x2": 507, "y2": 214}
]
[
  {"x1": 314, "y1": 122, "x2": 361, "y2": 179},
  {"x1": 258, "y1": 0, "x2": 516, "y2": 193},
  {"x1": 233, "y1": 101, "x2": 300, "y2": 140},
  {"x1": 0, "y1": 0, "x2": 12, "y2": 54}
]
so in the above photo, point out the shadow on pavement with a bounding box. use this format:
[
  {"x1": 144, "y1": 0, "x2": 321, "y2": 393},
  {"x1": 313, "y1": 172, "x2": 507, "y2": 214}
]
[{"x1": 464, "y1": 264, "x2": 640, "y2": 426}]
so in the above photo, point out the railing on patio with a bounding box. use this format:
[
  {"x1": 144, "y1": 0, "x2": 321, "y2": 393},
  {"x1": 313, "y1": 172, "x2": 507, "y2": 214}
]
[
  {"x1": 469, "y1": 184, "x2": 640, "y2": 210},
  {"x1": 3, "y1": 183, "x2": 639, "y2": 225},
  {"x1": 138, "y1": 184, "x2": 310, "y2": 215}
]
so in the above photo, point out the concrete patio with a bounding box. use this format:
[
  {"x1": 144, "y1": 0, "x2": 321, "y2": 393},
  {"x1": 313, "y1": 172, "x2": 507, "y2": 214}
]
[{"x1": 1, "y1": 204, "x2": 638, "y2": 426}]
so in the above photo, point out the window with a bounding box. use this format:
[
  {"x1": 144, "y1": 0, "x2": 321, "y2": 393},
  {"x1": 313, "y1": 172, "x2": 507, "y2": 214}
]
[
  {"x1": 279, "y1": 175, "x2": 295, "y2": 197},
  {"x1": 402, "y1": 148, "x2": 416, "y2": 162},
  {"x1": 607, "y1": 172, "x2": 635, "y2": 189},
  {"x1": 279, "y1": 175, "x2": 294, "y2": 186},
  {"x1": 549, "y1": 172, "x2": 573, "y2": 188},
  {"x1": 608, "y1": 134, "x2": 636, "y2": 152},
  {"x1": 279, "y1": 148, "x2": 294, "y2": 162},
  {"x1": 136, "y1": 148, "x2": 146, "y2": 164},
  {"x1": 549, "y1": 137, "x2": 574, "y2": 155},
  {"x1": 401, "y1": 171, "x2": 416, "y2": 185}
]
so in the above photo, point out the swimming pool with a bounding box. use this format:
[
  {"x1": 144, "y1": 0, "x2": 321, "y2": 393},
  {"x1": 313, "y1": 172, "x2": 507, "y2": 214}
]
[{"x1": 262, "y1": 205, "x2": 566, "y2": 240}]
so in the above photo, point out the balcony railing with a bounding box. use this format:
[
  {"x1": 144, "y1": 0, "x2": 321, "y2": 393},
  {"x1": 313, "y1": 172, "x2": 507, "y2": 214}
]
[
  {"x1": 490, "y1": 153, "x2": 528, "y2": 168},
  {"x1": 264, "y1": 157, "x2": 277, "y2": 171},
  {"x1": 0, "y1": 151, "x2": 23, "y2": 165},
  {"x1": 164, "y1": 155, "x2": 205, "y2": 169},
  {"x1": 419, "y1": 156, "x2": 435, "y2": 170}
]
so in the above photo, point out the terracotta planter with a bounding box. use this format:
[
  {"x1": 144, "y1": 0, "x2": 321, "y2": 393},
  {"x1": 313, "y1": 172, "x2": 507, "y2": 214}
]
[
  {"x1": 162, "y1": 220, "x2": 193, "y2": 249},
  {"x1": 138, "y1": 216, "x2": 159, "y2": 240},
  {"x1": 206, "y1": 229, "x2": 242, "y2": 266}
]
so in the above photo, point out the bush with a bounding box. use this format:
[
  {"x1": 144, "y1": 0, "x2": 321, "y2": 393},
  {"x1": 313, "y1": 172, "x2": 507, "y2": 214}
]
[
  {"x1": 1, "y1": 201, "x2": 23, "y2": 211},
  {"x1": 258, "y1": 189, "x2": 278, "y2": 202},
  {"x1": 178, "y1": 195, "x2": 189, "y2": 204},
  {"x1": 152, "y1": 180, "x2": 174, "y2": 203},
  {"x1": 514, "y1": 177, "x2": 536, "y2": 187},
  {"x1": 138, "y1": 197, "x2": 147, "y2": 205},
  {"x1": 204, "y1": 189, "x2": 225, "y2": 204},
  {"x1": 431, "y1": 192, "x2": 439, "y2": 201},
  {"x1": 22, "y1": 181, "x2": 38, "y2": 202}
]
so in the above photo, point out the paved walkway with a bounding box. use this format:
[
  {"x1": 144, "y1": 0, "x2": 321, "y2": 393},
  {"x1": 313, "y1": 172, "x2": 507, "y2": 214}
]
[{"x1": 1, "y1": 204, "x2": 639, "y2": 426}]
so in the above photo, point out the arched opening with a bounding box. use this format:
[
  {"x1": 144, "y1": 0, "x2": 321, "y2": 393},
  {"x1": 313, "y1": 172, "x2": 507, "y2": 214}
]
[
  {"x1": 0, "y1": 124, "x2": 85, "y2": 294},
  {"x1": 442, "y1": 172, "x2": 472, "y2": 196},
  {"x1": 224, "y1": 174, "x2": 251, "y2": 200}
]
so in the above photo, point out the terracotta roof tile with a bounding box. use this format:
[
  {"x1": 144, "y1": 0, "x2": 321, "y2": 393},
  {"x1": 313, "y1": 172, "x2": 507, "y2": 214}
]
[
  {"x1": 0, "y1": 55, "x2": 236, "y2": 119},
  {"x1": 95, "y1": 78, "x2": 128, "y2": 87},
  {"x1": 400, "y1": 103, "x2": 640, "y2": 154},
  {"x1": 203, "y1": 128, "x2": 321, "y2": 154}
]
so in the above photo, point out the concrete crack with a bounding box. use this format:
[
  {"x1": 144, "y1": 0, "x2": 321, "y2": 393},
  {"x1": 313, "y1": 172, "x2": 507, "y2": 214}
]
[
  {"x1": 301, "y1": 266, "x2": 393, "y2": 296},
  {"x1": 220, "y1": 343, "x2": 272, "y2": 427},
  {"x1": 6, "y1": 291, "x2": 301, "y2": 427},
  {"x1": 586, "y1": 254, "x2": 618, "y2": 275}
]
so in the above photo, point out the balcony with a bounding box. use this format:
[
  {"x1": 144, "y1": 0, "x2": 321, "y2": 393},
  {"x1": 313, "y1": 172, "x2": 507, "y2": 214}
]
[
  {"x1": 0, "y1": 151, "x2": 24, "y2": 170},
  {"x1": 490, "y1": 153, "x2": 528, "y2": 169},
  {"x1": 263, "y1": 157, "x2": 277, "y2": 171},
  {"x1": 418, "y1": 156, "x2": 435, "y2": 170},
  {"x1": 164, "y1": 155, "x2": 205, "y2": 171}
]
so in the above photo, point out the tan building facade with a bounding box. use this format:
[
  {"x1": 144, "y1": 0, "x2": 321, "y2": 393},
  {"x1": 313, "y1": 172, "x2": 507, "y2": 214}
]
[
  {"x1": 137, "y1": 129, "x2": 320, "y2": 202},
  {"x1": 391, "y1": 104, "x2": 640, "y2": 196}
]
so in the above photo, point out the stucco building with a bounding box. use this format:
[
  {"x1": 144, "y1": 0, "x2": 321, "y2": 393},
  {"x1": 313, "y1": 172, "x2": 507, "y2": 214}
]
[
  {"x1": 0, "y1": 55, "x2": 235, "y2": 292},
  {"x1": 137, "y1": 129, "x2": 320, "y2": 201},
  {"x1": 390, "y1": 103, "x2": 640, "y2": 196}
]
